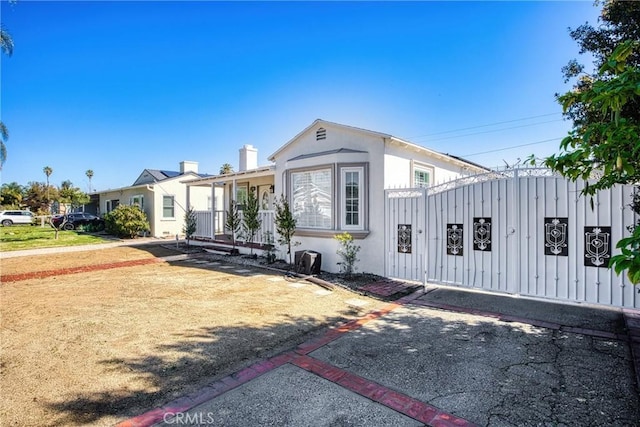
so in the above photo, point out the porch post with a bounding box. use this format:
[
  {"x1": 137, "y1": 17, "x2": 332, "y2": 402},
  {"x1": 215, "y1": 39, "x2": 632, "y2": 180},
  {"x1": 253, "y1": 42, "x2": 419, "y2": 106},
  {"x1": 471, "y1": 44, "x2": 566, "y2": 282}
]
[
  {"x1": 210, "y1": 183, "x2": 215, "y2": 239},
  {"x1": 232, "y1": 179, "x2": 237, "y2": 242}
]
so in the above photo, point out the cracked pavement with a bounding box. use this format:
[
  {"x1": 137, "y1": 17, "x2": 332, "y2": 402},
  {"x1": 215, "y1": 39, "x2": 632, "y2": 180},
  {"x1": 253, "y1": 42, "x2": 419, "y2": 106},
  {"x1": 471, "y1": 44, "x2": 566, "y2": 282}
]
[{"x1": 124, "y1": 286, "x2": 639, "y2": 427}]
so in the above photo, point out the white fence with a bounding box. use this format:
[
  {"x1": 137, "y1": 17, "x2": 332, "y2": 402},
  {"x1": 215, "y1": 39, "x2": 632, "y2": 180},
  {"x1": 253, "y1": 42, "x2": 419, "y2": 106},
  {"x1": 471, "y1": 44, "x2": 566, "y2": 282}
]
[
  {"x1": 429, "y1": 171, "x2": 639, "y2": 308},
  {"x1": 193, "y1": 210, "x2": 275, "y2": 245},
  {"x1": 385, "y1": 168, "x2": 640, "y2": 309}
]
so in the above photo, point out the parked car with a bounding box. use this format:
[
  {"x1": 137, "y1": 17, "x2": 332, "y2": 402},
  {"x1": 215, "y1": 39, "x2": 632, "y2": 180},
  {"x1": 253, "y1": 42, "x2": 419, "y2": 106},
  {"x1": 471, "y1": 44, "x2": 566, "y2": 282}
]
[
  {"x1": 0, "y1": 210, "x2": 35, "y2": 226},
  {"x1": 50, "y1": 213, "x2": 105, "y2": 231}
]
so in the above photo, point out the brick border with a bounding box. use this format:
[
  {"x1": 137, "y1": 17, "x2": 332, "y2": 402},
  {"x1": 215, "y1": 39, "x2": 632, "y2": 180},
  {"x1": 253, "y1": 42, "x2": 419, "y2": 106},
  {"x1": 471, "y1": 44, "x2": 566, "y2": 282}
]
[
  {"x1": 1, "y1": 258, "x2": 164, "y2": 283},
  {"x1": 291, "y1": 353, "x2": 477, "y2": 426},
  {"x1": 117, "y1": 289, "x2": 477, "y2": 427}
]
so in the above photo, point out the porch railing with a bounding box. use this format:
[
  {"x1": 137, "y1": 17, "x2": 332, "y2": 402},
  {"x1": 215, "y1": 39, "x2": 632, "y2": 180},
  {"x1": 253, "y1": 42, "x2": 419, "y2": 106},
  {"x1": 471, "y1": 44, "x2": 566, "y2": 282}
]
[{"x1": 193, "y1": 209, "x2": 275, "y2": 245}]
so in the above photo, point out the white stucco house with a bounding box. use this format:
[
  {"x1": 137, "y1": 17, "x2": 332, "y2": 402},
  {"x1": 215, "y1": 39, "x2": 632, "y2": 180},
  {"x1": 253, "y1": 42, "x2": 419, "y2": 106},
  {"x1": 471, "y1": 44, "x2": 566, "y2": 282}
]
[
  {"x1": 98, "y1": 161, "x2": 215, "y2": 238},
  {"x1": 186, "y1": 119, "x2": 487, "y2": 276}
]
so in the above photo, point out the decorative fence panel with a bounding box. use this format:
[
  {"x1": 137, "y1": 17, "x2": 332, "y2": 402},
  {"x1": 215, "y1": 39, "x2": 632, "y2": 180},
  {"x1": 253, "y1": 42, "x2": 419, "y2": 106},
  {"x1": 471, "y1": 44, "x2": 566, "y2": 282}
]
[
  {"x1": 384, "y1": 188, "x2": 427, "y2": 283},
  {"x1": 424, "y1": 169, "x2": 639, "y2": 309}
]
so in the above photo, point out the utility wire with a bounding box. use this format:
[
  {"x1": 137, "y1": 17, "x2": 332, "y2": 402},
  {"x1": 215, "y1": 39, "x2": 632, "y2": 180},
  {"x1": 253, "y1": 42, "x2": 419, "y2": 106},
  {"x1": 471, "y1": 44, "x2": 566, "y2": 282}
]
[
  {"x1": 461, "y1": 137, "x2": 562, "y2": 157},
  {"x1": 407, "y1": 112, "x2": 562, "y2": 140},
  {"x1": 417, "y1": 119, "x2": 563, "y2": 143}
]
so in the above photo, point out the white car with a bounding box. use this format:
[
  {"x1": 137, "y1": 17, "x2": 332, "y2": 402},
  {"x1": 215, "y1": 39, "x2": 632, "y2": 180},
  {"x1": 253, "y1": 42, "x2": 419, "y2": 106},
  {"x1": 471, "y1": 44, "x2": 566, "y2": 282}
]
[{"x1": 0, "y1": 210, "x2": 34, "y2": 226}]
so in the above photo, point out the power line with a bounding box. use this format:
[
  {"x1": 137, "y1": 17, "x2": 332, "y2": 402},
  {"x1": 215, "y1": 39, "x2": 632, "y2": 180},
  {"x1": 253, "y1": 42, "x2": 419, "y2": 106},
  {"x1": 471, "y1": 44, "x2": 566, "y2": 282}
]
[
  {"x1": 407, "y1": 112, "x2": 562, "y2": 140},
  {"x1": 461, "y1": 137, "x2": 562, "y2": 157},
  {"x1": 417, "y1": 119, "x2": 563, "y2": 143}
]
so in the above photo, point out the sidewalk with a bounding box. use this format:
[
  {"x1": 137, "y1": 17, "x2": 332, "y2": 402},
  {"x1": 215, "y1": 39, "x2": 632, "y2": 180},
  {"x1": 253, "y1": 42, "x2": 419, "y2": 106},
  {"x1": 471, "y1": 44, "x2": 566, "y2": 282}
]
[{"x1": 119, "y1": 286, "x2": 640, "y2": 427}]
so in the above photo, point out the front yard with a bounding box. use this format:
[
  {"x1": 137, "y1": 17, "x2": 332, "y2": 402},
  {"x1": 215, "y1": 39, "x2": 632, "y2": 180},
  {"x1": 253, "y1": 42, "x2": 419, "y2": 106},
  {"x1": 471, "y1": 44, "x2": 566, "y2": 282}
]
[
  {"x1": 0, "y1": 245, "x2": 384, "y2": 426},
  {"x1": 0, "y1": 225, "x2": 112, "y2": 251}
]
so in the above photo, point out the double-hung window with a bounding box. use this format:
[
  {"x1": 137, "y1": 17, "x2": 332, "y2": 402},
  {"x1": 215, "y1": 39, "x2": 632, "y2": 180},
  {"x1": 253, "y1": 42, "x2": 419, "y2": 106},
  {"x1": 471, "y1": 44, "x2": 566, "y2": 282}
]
[
  {"x1": 163, "y1": 196, "x2": 175, "y2": 218},
  {"x1": 341, "y1": 167, "x2": 363, "y2": 230},
  {"x1": 291, "y1": 168, "x2": 332, "y2": 229}
]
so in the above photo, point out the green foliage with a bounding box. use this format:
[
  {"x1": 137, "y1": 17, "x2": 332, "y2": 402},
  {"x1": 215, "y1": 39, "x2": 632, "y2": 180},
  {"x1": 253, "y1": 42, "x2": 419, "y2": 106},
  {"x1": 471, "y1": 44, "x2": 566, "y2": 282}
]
[
  {"x1": 219, "y1": 163, "x2": 234, "y2": 175},
  {"x1": 1, "y1": 182, "x2": 24, "y2": 208},
  {"x1": 104, "y1": 205, "x2": 150, "y2": 238},
  {"x1": 224, "y1": 200, "x2": 241, "y2": 249},
  {"x1": 58, "y1": 180, "x2": 90, "y2": 210},
  {"x1": 23, "y1": 182, "x2": 58, "y2": 214},
  {"x1": 548, "y1": 26, "x2": 640, "y2": 284},
  {"x1": 241, "y1": 190, "x2": 261, "y2": 254},
  {"x1": 609, "y1": 225, "x2": 640, "y2": 284},
  {"x1": 274, "y1": 195, "x2": 298, "y2": 264},
  {"x1": 183, "y1": 207, "x2": 197, "y2": 246},
  {"x1": 335, "y1": 232, "x2": 361, "y2": 276}
]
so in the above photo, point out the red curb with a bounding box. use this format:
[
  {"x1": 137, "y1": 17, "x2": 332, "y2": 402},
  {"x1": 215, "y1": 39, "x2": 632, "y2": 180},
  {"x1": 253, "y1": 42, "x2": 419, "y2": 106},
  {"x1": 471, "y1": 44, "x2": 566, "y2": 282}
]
[
  {"x1": 2, "y1": 258, "x2": 163, "y2": 283},
  {"x1": 292, "y1": 354, "x2": 477, "y2": 427}
]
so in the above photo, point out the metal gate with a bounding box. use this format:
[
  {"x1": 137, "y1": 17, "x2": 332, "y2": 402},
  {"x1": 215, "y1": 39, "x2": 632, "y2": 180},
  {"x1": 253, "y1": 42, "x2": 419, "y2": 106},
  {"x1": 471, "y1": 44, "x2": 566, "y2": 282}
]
[
  {"x1": 384, "y1": 188, "x2": 427, "y2": 283},
  {"x1": 425, "y1": 168, "x2": 640, "y2": 309}
]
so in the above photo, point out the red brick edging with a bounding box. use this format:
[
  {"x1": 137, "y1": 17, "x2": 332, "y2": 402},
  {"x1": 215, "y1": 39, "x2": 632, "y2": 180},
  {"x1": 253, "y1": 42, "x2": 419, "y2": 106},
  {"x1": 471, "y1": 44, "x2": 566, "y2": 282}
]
[{"x1": 1, "y1": 258, "x2": 163, "y2": 283}]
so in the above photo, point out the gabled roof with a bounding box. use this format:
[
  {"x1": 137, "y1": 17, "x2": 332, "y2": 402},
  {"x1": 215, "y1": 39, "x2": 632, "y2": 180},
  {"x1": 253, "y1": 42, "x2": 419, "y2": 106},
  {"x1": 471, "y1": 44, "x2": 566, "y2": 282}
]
[
  {"x1": 268, "y1": 119, "x2": 488, "y2": 172},
  {"x1": 268, "y1": 119, "x2": 391, "y2": 161}
]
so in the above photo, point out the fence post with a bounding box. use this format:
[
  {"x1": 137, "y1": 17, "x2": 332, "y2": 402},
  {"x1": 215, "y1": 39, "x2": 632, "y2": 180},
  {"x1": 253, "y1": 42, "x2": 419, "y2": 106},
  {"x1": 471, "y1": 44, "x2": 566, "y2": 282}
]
[{"x1": 512, "y1": 168, "x2": 521, "y2": 294}]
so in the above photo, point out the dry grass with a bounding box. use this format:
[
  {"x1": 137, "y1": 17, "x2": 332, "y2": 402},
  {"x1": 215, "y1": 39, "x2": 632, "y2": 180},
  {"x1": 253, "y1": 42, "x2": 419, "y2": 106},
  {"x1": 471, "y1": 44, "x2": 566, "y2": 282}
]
[{"x1": 1, "y1": 245, "x2": 384, "y2": 426}]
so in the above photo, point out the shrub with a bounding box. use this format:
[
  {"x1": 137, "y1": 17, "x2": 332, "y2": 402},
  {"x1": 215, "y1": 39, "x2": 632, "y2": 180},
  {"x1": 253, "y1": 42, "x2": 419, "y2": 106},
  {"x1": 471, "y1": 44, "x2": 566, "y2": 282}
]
[
  {"x1": 335, "y1": 232, "x2": 360, "y2": 276},
  {"x1": 183, "y1": 207, "x2": 197, "y2": 246},
  {"x1": 104, "y1": 205, "x2": 150, "y2": 238}
]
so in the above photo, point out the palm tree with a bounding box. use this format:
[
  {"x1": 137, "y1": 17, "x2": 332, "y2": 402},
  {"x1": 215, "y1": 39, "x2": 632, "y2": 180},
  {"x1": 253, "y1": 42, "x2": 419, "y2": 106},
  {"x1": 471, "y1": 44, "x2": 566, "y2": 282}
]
[
  {"x1": 86, "y1": 169, "x2": 94, "y2": 192},
  {"x1": 0, "y1": 122, "x2": 7, "y2": 170},
  {"x1": 219, "y1": 163, "x2": 234, "y2": 175},
  {"x1": 0, "y1": 28, "x2": 14, "y2": 56},
  {"x1": 43, "y1": 166, "x2": 53, "y2": 209},
  {"x1": 0, "y1": 28, "x2": 13, "y2": 170}
]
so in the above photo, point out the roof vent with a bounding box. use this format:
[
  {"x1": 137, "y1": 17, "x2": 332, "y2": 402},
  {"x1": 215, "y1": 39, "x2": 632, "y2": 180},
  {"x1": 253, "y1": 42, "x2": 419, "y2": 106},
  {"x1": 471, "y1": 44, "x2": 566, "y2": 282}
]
[{"x1": 316, "y1": 127, "x2": 326, "y2": 141}]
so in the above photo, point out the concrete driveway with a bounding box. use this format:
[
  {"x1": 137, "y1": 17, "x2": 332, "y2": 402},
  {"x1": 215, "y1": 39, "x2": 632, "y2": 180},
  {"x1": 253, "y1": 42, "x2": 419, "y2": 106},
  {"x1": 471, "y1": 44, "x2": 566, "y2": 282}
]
[{"x1": 119, "y1": 286, "x2": 640, "y2": 427}]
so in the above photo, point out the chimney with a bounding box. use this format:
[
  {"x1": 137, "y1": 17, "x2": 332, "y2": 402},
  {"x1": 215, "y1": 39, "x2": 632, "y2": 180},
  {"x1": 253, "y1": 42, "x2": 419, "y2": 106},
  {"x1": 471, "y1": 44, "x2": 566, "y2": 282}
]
[
  {"x1": 180, "y1": 161, "x2": 199, "y2": 174},
  {"x1": 239, "y1": 144, "x2": 258, "y2": 172}
]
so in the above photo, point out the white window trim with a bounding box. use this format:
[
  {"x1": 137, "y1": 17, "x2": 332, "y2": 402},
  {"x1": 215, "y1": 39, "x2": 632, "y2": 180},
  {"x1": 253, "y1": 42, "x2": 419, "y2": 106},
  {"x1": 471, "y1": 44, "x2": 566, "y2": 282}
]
[
  {"x1": 340, "y1": 166, "x2": 364, "y2": 231},
  {"x1": 162, "y1": 195, "x2": 176, "y2": 219},
  {"x1": 411, "y1": 161, "x2": 435, "y2": 188},
  {"x1": 290, "y1": 166, "x2": 334, "y2": 230},
  {"x1": 130, "y1": 194, "x2": 144, "y2": 210}
]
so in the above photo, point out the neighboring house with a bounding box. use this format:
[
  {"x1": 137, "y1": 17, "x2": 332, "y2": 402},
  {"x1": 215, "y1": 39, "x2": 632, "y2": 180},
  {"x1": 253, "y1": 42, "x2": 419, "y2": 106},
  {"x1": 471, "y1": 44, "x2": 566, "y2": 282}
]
[
  {"x1": 187, "y1": 119, "x2": 487, "y2": 276},
  {"x1": 99, "y1": 161, "x2": 212, "y2": 238}
]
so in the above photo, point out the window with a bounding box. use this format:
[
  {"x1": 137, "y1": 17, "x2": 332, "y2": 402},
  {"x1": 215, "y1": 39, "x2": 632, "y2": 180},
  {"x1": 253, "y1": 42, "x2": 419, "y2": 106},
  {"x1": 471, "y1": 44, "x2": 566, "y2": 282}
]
[
  {"x1": 291, "y1": 168, "x2": 332, "y2": 229},
  {"x1": 130, "y1": 195, "x2": 144, "y2": 209},
  {"x1": 163, "y1": 196, "x2": 175, "y2": 218},
  {"x1": 341, "y1": 167, "x2": 363, "y2": 230},
  {"x1": 235, "y1": 186, "x2": 248, "y2": 210},
  {"x1": 413, "y1": 166, "x2": 433, "y2": 188},
  {"x1": 105, "y1": 200, "x2": 118, "y2": 213}
]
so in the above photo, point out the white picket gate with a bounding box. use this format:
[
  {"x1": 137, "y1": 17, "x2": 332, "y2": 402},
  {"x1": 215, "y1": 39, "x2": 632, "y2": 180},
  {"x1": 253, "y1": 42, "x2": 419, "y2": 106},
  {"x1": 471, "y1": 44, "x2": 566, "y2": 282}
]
[{"x1": 385, "y1": 168, "x2": 640, "y2": 309}]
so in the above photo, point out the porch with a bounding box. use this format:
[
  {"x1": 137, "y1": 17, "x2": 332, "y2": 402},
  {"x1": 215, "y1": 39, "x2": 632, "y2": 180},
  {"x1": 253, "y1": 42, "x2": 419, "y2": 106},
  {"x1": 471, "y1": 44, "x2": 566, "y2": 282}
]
[{"x1": 192, "y1": 209, "x2": 276, "y2": 246}]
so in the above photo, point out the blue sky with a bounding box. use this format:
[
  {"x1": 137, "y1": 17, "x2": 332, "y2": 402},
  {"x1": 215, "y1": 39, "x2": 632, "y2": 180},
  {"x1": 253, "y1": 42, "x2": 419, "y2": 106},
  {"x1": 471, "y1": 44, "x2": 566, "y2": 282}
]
[{"x1": 1, "y1": 1, "x2": 601, "y2": 192}]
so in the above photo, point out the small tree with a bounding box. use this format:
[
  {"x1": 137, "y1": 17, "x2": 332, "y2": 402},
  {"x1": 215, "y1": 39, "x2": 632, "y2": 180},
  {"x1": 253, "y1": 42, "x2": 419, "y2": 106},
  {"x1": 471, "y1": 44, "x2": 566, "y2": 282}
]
[
  {"x1": 274, "y1": 194, "x2": 298, "y2": 264},
  {"x1": 104, "y1": 205, "x2": 150, "y2": 238},
  {"x1": 224, "y1": 200, "x2": 241, "y2": 252},
  {"x1": 183, "y1": 207, "x2": 197, "y2": 247},
  {"x1": 335, "y1": 232, "x2": 361, "y2": 276},
  {"x1": 241, "y1": 189, "x2": 261, "y2": 255}
]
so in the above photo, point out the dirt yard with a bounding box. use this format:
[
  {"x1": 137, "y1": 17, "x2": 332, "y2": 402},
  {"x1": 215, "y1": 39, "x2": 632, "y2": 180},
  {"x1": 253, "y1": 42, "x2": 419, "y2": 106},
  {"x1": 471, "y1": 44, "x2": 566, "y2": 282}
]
[{"x1": 1, "y1": 244, "x2": 385, "y2": 426}]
